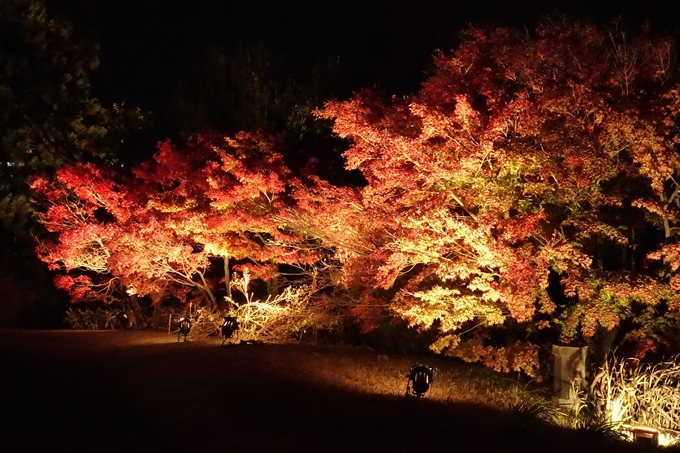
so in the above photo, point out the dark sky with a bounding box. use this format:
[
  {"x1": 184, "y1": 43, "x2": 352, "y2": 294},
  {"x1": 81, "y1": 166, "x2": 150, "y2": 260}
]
[{"x1": 51, "y1": 0, "x2": 680, "y2": 106}]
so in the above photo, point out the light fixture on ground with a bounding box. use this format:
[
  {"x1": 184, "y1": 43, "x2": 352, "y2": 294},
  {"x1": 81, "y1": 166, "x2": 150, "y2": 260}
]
[
  {"x1": 630, "y1": 426, "x2": 659, "y2": 446},
  {"x1": 220, "y1": 316, "x2": 240, "y2": 345},
  {"x1": 405, "y1": 364, "x2": 434, "y2": 398},
  {"x1": 177, "y1": 317, "x2": 192, "y2": 342}
]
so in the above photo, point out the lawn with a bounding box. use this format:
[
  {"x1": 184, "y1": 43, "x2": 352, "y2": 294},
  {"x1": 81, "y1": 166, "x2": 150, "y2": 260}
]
[{"x1": 0, "y1": 330, "x2": 662, "y2": 452}]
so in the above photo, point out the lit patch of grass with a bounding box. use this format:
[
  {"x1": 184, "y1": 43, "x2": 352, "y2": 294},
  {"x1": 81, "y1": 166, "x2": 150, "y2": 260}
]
[{"x1": 275, "y1": 346, "x2": 547, "y2": 411}]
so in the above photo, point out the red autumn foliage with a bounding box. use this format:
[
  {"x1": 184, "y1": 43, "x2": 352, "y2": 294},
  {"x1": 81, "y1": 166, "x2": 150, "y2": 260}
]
[
  {"x1": 31, "y1": 21, "x2": 680, "y2": 377},
  {"x1": 311, "y1": 21, "x2": 680, "y2": 374},
  {"x1": 32, "y1": 133, "x2": 321, "y2": 305}
]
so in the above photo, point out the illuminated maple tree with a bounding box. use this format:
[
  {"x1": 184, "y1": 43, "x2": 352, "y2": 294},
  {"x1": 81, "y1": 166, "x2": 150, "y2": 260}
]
[
  {"x1": 30, "y1": 19, "x2": 680, "y2": 375},
  {"x1": 314, "y1": 21, "x2": 680, "y2": 374},
  {"x1": 31, "y1": 132, "x2": 321, "y2": 309}
]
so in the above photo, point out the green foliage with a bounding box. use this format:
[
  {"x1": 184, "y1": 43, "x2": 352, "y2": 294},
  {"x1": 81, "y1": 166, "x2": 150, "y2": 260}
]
[
  {"x1": 620, "y1": 306, "x2": 680, "y2": 358},
  {"x1": 0, "y1": 188, "x2": 33, "y2": 238},
  {"x1": 63, "y1": 307, "x2": 132, "y2": 330},
  {"x1": 0, "y1": 0, "x2": 108, "y2": 169},
  {"x1": 0, "y1": 0, "x2": 149, "y2": 329},
  {"x1": 0, "y1": 0, "x2": 149, "y2": 177}
]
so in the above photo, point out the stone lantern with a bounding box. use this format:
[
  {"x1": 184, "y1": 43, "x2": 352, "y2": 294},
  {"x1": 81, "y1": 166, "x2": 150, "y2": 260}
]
[{"x1": 552, "y1": 345, "x2": 588, "y2": 409}]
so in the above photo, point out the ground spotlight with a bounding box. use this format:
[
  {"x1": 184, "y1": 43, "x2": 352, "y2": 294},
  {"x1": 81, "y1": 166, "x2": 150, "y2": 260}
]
[
  {"x1": 405, "y1": 364, "x2": 433, "y2": 399},
  {"x1": 632, "y1": 427, "x2": 659, "y2": 446},
  {"x1": 177, "y1": 317, "x2": 192, "y2": 342},
  {"x1": 220, "y1": 316, "x2": 240, "y2": 345}
]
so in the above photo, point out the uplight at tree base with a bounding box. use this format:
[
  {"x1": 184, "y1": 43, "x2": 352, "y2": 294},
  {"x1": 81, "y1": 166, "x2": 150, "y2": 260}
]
[
  {"x1": 630, "y1": 427, "x2": 659, "y2": 446},
  {"x1": 405, "y1": 364, "x2": 433, "y2": 399}
]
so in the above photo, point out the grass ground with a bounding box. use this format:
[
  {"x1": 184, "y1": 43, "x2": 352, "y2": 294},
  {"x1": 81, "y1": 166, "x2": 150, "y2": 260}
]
[{"x1": 0, "y1": 330, "x2": 665, "y2": 452}]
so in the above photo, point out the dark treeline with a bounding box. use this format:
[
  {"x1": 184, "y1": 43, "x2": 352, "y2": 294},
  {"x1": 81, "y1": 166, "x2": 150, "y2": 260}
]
[
  {"x1": 50, "y1": 0, "x2": 680, "y2": 141},
  {"x1": 41, "y1": 0, "x2": 680, "y2": 176},
  {"x1": 53, "y1": 1, "x2": 680, "y2": 95}
]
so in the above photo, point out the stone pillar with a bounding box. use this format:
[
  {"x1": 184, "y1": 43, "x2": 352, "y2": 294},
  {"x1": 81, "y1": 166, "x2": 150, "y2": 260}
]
[{"x1": 552, "y1": 345, "x2": 588, "y2": 408}]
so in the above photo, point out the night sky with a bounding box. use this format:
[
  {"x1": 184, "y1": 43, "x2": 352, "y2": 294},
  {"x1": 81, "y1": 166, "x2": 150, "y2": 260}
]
[{"x1": 51, "y1": 0, "x2": 680, "y2": 111}]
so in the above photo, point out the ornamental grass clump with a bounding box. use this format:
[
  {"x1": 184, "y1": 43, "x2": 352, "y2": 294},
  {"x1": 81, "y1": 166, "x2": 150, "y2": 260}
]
[{"x1": 576, "y1": 355, "x2": 680, "y2": 446}]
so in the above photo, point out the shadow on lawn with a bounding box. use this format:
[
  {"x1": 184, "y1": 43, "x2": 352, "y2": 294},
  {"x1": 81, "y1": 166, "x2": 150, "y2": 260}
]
[{"x1": 0, "y1": 331, "x2": 662, "y2": 453}]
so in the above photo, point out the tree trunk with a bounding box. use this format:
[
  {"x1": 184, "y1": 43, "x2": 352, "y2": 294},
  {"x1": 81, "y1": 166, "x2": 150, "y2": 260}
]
[
  {"x1": 591, "y1": 326, "x2": 620, "y2": 369},
  {"x1": 267, "y1": 263, "x2": 279, "y2": 297},
  {"x1": 224, "y1": 255, "x2": 232, "y2": 300},
  {"x1": 630, "y1": 226, "x2": 637, "y2": 273},
  {"x1": 661, "y1": 193, "x2": 671, "y2": 238},
  {"x1": 128, "y1": 294, "x2": 147, "y2": 329},
  {"x1": 197, "y1": 279, "x2": 218, "y2": 309},
  {"x1": 596, "y1": 234, "x2": 604, "y2": 270},
  {"x1": 621, "y1": 235, "x2": 627, "y2": 272}
]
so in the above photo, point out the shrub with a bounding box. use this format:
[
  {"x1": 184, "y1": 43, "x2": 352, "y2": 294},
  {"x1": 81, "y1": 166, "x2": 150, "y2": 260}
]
[{"x1": 63, "y1": 307, "x2": 133, "y2": 330}]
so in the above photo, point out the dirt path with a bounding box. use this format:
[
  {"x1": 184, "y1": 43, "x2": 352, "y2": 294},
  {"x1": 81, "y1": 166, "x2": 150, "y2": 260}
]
[{"x1": 0, "y1": 330, "x2": 656, "y2": 453}]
